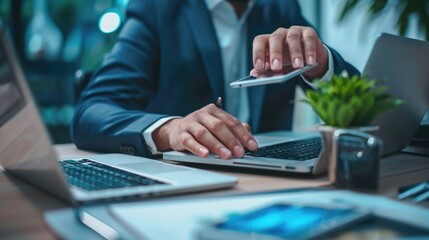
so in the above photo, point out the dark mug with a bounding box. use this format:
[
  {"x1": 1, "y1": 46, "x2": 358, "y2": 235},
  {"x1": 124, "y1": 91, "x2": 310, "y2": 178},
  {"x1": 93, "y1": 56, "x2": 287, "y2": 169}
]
[{"x1": 333, "y1": 129, "x2": 383, "y2": 190}]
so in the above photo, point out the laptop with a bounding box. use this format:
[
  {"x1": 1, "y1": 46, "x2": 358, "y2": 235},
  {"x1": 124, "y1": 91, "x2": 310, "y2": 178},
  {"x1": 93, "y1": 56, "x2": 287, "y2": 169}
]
[
  {"x1": 368, "y1": 34, "x2": 429, "y2": 155},
  {"x1": 0, "y1": 29, "x2": 237, "y2": 204},
  {"x1": 164, "y1": 33, "x2": 429, "y2": 175}
]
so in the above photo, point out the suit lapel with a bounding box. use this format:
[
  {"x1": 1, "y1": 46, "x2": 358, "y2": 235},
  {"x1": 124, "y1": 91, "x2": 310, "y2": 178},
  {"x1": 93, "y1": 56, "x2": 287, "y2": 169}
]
[
  {"x1": 184, "y1": 0, "x2": 224, "y2": 101},
  {"x1": 247, "y1": 2, "x2": 267, "y2": 131},
  {"x1": 184, "y1": 0, "x2": 275, "y2": 131}
]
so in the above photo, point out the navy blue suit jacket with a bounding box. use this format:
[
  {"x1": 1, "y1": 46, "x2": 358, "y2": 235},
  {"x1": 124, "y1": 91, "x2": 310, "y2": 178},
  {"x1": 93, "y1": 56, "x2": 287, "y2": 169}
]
[{"x1": 72, "y1": 0, "x2": 359, "y2": 157}]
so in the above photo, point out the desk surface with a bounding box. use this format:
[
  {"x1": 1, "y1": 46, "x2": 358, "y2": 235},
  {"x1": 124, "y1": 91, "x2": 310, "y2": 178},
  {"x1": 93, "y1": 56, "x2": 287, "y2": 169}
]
[{"x1": 1, "y1": 144, "x2": 429, "y2": 239}]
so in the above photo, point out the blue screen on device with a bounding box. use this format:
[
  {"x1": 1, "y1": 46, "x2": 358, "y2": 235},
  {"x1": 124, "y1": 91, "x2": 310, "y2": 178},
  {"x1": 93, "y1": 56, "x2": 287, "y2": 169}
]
[{"x1": 215, "y1": 204, "x2": 353, "y2": 238}]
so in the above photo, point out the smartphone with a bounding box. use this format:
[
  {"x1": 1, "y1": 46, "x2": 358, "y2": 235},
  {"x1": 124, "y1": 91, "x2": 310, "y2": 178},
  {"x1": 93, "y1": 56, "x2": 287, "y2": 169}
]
[
  {"x1": 196, "y1": 202, "x2": 371, "y2": 240},
  {"x1": 230, "y1": 63, "x2": 318, "y2": 88}
]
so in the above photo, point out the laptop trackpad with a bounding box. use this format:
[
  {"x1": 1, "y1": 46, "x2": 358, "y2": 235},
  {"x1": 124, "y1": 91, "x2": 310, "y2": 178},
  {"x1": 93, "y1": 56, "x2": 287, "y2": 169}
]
[{"x1": 118, "y1": 162, "x2": 190, "y2": 174}]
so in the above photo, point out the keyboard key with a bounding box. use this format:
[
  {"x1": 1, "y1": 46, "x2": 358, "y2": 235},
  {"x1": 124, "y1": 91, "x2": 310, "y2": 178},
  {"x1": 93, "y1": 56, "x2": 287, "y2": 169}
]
[
  {"x1": 60, "y1": 159, "x2": 167, "y2": 191},
  {"x1": 247, "y1": 138, "x2": 322, "y2": 161}
]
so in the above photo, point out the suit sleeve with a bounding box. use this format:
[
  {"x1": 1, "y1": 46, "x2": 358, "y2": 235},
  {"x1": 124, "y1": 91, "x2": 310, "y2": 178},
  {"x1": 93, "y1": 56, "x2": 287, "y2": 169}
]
[{"x1": 71, "y1": 0, "x2": 165, "y2": 157}]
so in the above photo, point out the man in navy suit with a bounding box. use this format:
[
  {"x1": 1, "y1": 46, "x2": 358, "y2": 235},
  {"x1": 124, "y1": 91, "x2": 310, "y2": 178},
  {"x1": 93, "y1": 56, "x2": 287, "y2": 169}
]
[{"x1": 72, "y1": 0, "x2": 358, "y2": 159}]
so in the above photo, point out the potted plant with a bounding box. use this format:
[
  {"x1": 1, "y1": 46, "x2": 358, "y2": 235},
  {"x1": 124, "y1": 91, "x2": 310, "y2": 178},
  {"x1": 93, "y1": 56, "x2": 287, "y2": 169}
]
[
  {"x1": 304, "y1": 73, "x2": 402, "y2": 128},
  {"x1": 302, "y1": 73, "x2": 402, "y2": 183}
]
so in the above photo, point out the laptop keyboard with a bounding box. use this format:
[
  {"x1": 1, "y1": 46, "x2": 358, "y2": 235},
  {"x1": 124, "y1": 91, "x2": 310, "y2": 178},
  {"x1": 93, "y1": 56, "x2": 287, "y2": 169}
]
[
  {"x1": 247, "y1": 137, "x2": 322, "y2": 161},
  {"x1": 60, "y1": 159, "x2": 166, "y2": 191}
]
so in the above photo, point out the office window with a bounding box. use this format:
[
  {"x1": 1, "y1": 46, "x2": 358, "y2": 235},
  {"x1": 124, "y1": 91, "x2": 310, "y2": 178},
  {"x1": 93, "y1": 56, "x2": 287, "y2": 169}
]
[{"x1": 0, "y1": 0, "x2": 127, "y2": 143}]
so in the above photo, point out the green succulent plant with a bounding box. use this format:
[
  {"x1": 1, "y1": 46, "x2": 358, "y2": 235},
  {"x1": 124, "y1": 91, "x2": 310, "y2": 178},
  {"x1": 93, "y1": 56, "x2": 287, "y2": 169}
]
[{"x1": 303, "y1": 74, "x2": 402, "y2": 128}]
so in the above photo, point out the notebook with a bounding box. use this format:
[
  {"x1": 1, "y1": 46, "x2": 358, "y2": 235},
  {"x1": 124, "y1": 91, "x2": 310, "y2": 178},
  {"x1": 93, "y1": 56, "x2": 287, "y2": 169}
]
[
  {"x1": 163, "y1": 33, "x2": 429, "y2": 175},
  {"x1": 0, "y1": 28, "x2": 237, "y2": 204}
]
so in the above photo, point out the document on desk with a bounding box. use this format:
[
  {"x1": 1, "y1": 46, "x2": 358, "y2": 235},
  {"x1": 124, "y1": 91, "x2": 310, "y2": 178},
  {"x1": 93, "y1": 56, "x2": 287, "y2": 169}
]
[{"x1": 109, "y1": 190, "x2": 429, "y2": 240}]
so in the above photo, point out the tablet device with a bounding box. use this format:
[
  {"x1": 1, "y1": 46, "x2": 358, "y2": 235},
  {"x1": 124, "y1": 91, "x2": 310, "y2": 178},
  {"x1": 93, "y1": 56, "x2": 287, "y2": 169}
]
[
  {"x1": 197, "y1": 202, "x2": 371, "y2": 240},
  {"x1": 230, "y1": 63, "x2": 318, "y2": 88}
]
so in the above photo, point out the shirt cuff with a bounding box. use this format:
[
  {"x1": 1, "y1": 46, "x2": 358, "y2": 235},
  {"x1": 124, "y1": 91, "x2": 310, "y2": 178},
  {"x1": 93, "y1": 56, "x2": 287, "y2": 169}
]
[
  {"x1": 142, "y1": 116, "x2": 181, "y2": 155},
  {"x1": 300, "y1": 45, "x2": 334, "y2": 89}
]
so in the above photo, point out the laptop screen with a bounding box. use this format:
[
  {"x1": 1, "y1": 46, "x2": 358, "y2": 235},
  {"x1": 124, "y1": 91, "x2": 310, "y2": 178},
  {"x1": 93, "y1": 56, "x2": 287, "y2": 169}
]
[
  {"x1": 0, "y1": 49, "x2": 25, "y2": 127},
  {"x1": 0, "y1": 29, "x2": 76, "y2": 204},
  {"x1": 366, "y1": 34, "x2": 429, "y2": 155}
]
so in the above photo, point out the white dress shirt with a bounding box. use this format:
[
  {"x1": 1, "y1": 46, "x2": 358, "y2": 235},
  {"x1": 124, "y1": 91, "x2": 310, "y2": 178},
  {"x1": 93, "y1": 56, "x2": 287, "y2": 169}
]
[{"x1": 143, "y1": 0, "x2": 334, "y2": 155}]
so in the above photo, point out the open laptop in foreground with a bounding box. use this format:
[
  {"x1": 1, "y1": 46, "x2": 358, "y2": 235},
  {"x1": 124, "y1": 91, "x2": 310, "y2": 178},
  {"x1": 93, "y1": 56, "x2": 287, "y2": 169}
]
[
  {"x1": 0, "y1": 29, "x2": 237, "y2": 204},
  {"x1": 164, "y1": 33, "x2": 429, "y2": 175}
]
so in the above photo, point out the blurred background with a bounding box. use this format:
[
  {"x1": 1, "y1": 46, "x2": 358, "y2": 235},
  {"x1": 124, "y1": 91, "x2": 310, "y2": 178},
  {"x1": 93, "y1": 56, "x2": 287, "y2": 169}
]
[
  {"x1": 0, "y1": 0, "x2": 427, "y2": 144},
  {"x1": 0, "y1": 0, "x2": 127, "y2": 143}
]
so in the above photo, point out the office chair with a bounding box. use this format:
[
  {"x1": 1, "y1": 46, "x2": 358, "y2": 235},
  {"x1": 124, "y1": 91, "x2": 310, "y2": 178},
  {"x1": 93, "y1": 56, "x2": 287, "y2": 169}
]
[{"x1": 74, "y1": 70, "x2": 92, "y2": 103}]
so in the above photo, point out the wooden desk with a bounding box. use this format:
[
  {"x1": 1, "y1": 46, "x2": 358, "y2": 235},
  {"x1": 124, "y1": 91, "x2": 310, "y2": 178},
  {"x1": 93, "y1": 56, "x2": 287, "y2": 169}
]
[{"x1": 1, "y1": 144, "x2": 429, "y2": 239}]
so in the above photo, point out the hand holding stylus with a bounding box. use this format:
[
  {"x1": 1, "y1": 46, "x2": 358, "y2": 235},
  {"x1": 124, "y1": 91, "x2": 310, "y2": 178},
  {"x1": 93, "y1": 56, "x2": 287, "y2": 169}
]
[{"x1": 153, "y1": 99, "x2": 257, "y2": 160}]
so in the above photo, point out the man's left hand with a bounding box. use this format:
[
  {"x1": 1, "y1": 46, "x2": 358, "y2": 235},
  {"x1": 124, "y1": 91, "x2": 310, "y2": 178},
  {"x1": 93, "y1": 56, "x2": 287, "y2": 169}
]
[{"x1": 252, "y1": 26, "x2": 328, "y2": 79}]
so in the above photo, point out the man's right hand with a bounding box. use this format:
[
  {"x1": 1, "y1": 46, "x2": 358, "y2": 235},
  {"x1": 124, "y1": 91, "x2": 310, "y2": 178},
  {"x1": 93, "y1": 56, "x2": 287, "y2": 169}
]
[{"x1": 152, "y1": 104, "x2": 258, "y2": 159}]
